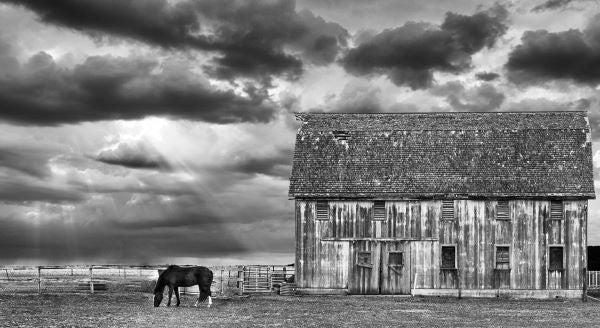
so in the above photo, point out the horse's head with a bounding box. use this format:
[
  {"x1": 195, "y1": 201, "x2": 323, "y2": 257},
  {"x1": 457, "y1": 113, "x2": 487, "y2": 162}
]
[{"x1": 153, "y1": 291, "x2": 163, "y2": 307}]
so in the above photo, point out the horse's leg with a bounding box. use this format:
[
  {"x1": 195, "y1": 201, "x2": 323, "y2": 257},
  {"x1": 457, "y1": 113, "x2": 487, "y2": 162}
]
[
  {"x1": 207, "y1": 294, "x2": 212, "y2": 308},
  {"x1": 174, "y1": 287, "x2": 180, "y2": 307},
  {"x1": 194, "y1": 285, "x2": 201, "y2": 307},
  {"x1": 167, "y1": 286, "x2": 173, "y2": 307}
]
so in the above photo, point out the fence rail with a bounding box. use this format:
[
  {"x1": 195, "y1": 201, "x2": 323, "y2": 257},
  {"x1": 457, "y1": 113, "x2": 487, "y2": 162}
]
[{"x1": 0, "y1": 264, "x2": 294, "y2": 295}]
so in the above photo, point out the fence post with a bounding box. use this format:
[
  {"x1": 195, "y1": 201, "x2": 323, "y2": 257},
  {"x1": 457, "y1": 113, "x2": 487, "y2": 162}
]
[
  {"x1": 37, "y1": 267, "x2": 41, "y2": 294},
  {"x1": 583, "y1": 268, "x2": 588, "y2": 302},
  {"x1": 4, "y1": 269, "x2": 9, "y2": 281},
  {"x1": 220, "y1": 269, "x2": 224, "y2": 295},
  {"x1": 89, "y1": 266, "x2": 94, "y2": 294},
  {"x1": 238, "y1": 267, "x2": 244, "y2": 295}
]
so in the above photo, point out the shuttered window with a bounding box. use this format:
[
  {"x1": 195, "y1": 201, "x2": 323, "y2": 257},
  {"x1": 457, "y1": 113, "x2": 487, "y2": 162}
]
[
  {"x1": 550, "y1": 201, "x2": 563, "y2": 220},
  {"x1": 549, "y1": 246, "x2": 564, "y2": 271},
  {"x1": 357, "y1": 252, "x2": 373, "y2": 268},
  {"x1": 441, "y1": 245, "x2": 456, "y2": 269},
  {"x1": 316, "y1": 201, "x2": 328, "y2": 220},
  {"x1": 373, "y1": 201, "x2": 386, "y2": 220},
  {"x1": 497, "y1": 201, "x2": 509, "y2": 220},
  {"x1": 495, "y1": 246, "x2": 510, "y2": 269},
  {"x1": 389, "y1": 252, "x2": 403, "y2": 268},
  {"x1": 332, "y1": 130, "x2": 350, "y2": 140},
  {"x1": 442, "y1": 200, "x2": 454, "y2": 220}
]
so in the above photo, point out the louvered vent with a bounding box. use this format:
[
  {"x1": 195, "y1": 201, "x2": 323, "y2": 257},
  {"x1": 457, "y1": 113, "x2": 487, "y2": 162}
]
[
  {"x1": 332, "y1": 130, "x2": 350, "y2": 140},
  {"x1": 442, "y1": 200, "x2": 454, "y2": 220},
  {"x1": 316, "y1": 201, "x2": 328, "y2": 220},
  {"x1": 373, "y1": 201, "x2": 385, "y2": 220},
  {"x1": 497, "y1": 201, "x2": 509, "y2": 220},
  {"x1": 550, "y1": 201, "x2": 563, "y2": 220}
]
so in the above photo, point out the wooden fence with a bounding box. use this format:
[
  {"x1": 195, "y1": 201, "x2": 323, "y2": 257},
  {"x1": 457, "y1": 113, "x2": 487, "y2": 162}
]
[
  {"x1": 0, "y1": 264, "x2": 295, "y2": 295},
  {"x1": 589, "y1": 271, "x2": 600, "y2": 289}
]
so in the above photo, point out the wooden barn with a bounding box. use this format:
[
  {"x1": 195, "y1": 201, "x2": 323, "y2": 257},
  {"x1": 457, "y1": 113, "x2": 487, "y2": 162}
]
[{"x1": 289, "y1": 112, "x2": 595, "y2": 298}]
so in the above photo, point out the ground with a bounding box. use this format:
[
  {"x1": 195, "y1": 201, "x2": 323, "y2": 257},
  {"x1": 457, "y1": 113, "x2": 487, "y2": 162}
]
[{"x1": 1, "y1": 293, "x2": 599, "y2": 327}]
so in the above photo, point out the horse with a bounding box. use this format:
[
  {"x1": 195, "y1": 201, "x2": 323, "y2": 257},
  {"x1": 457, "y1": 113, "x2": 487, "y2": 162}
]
[{"x1": 153, "y1": 265, "x2": 213, "y2": 308}]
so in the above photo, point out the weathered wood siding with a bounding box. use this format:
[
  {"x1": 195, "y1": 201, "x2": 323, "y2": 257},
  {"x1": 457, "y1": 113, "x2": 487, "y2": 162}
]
[
  {"x1": 296, "y1": 199, "x2": 587, "y2": 293},
  {"x1": 296, "y1": 201, "x2": 350, "y2": 289}
]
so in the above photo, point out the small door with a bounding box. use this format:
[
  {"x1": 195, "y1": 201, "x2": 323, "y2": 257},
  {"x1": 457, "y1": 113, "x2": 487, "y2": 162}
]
[
  {"x1": 348, "y1": 241, "x2": 411, "y2": 294},
  {"x1": 348, "y1": 240, "x2": 380, "y2": 294},
  {"x1": 380, "y1": 241, "x2": 411, "y2": 294}
]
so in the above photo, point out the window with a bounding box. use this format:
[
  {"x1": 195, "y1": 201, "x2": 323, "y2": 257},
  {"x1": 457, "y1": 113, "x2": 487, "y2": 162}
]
[
  {"x1": 497, "y1": 201, "x2": 509, "y2": 220},
  {"x1": 549, "y1": 246, "x2": 564, "y2": 271},
  {"x1": 373, "y1": 201, "x2": 386, "y2": 220},
  {"x1": 389, "y1": 252, "x2": 403, "y2": 267},
  {"x1": 441, "y1": 245, "x2": 456, "y2": 269},
  {"x1": 442, "y1": 200, "x2": 454, "y2": 220},
  {"x1": 550, "y1": 201, "x2": 563, "y2": 220},
  {"x1": 357, "y1": 252, "x2": 373, "y2": 268},
  {"x1": 332, "y1": 130, "x2": 350, "y2": 140},
  {"x1": 316, "y1": 201, "x2": 328, "y2": 220},
  {"x1": 495, "y1": 246, "x2": 510, "y2": 269}
]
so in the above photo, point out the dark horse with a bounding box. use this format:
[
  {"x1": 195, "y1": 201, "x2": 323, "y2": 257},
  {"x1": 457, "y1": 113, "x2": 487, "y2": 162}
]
[{"x1": 153, "y1": 265, "x2": 213, "y2": 308}]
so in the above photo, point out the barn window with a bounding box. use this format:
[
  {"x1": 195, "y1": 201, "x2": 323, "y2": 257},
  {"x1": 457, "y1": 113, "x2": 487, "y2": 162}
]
[
  {"x1": 357, "y1": 251, "x2": 373, "y2": 268},
  {"x1": 373, "y1": 201, "x2": 386, "y2": 220},
  {"x1": 496, "y1": 201, "x2": 509, "y2": 220},
  {"x1": 316, "y1": 201, "x2": 328, "y2": 220},
  {"x1": 389, "y1": 252, "x2": 404, "y2": 267},
  {"x1": 495, "y1": 246, "x2": 510, "y2": 269},
  {"x1": 441, "y1": 200, "x2": 454, "y2": 220},
  {"x1": 550, "y1": 201, "x2": 563, "y2": 220},
  {"x1": 332, "y1": 130, "x2": 350, "y2": 140},
  {"x1": 549, "y1": 246, "x2": 564, "y2": 271},
  {"x1": 441, "y1": 245, "x2": 457, "y2": 269}
]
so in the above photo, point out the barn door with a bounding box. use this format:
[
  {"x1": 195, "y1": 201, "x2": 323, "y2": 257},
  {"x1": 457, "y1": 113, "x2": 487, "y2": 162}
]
[
  {"x1": 349, "y1": 241, "x2": 411, "y2": 294},
  {"x1": 380, "y1": 241, "x2": 411, "y2": 294},
  {"x1": 348, "y1": 240, "x2": 380, "y2": 294}
]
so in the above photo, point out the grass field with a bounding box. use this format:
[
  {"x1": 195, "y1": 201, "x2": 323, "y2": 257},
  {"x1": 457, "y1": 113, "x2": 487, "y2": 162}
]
[{"x1": 1, "y1": 292, "x2": 599, "y2": 327}]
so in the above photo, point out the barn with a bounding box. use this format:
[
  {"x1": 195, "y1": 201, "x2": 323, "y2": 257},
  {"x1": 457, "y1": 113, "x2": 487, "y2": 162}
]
[{"x1": 289, "y1": 111, "x2": 595, "y2": 298}]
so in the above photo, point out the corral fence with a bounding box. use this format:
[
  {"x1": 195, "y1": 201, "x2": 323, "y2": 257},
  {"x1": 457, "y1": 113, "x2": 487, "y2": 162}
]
[
  {"x1": 589, "y1": 271, "x2": 600, "y2": 290},
  {"x1": 0, "y1": 265, "x2": 295, "y2": 296}
]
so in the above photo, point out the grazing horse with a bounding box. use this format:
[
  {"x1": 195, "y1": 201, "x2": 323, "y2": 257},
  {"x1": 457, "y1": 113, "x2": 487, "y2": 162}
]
[{"x1": 153, "y1": 265, "x2": 213, "y2": 308}]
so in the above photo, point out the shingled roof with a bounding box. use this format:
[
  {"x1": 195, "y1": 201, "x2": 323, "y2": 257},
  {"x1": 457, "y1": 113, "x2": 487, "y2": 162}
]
[{"x1": 288, "y1": 112, "x2": 595, "y2": 199}]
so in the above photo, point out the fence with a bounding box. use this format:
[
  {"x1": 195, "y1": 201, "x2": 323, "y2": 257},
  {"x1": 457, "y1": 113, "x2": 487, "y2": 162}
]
[
  {"x1": 589, "y1": 271, "x2": 600, "y2": 289},
  {"x1": 0, "y1": 264, "x2": 295, "y2": 295}
]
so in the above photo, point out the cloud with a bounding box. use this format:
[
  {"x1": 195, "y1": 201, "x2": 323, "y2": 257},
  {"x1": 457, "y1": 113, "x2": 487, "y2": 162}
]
[
  {"x1": 95, "y1": 141, "x2": 168, "y2": 170},
  {"x1": 0, "y1": 51, "x2": 277, "y2": 125},
  {"x1": 475, "y1": 71, "x2": 501, "y2": 81},
  {"x1": 341, "y1": 5, "x2": 508, "y2": 89},
  {"x1": 431, "y1": 81, "x2": 505, "y2": 111},
  {"x1": 531, "y1": 0, "x2": 574, "y2": 12},
  {"x1": 0, "y1": 173, "x2": 83, "y2": 203},
  {"x1": 506, "y1": 15, "x2": 600, "y2": 85},
  {"x1": 3, "y1": 0, "x2": 348, "y2": 83}
]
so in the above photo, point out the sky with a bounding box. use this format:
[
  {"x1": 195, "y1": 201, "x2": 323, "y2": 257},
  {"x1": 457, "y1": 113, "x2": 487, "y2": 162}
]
[{"x1": 1, "y1": 0, "x2": 600, "y2": 265}]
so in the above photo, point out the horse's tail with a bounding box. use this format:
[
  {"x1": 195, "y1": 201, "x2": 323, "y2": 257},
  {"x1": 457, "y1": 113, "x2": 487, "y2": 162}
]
[{"x1": 198, "y1": 269, "x2": 213, "y2": 302}]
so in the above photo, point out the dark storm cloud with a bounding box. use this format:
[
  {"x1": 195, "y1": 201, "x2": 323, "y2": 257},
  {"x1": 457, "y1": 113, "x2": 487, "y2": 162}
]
[
  {"x1": 0, "y1": 146, "x2": 54, "y2": 178},
  {"x1": 506, "y1": 16, "x2": 600, "y2": 85},
  {"x1": 95, "y1": 142, "x2": 169, "y2": 170},
  {"x1": 0, "y1": 212, "x2": 247, "y2": 264},
  {"x1": 0, "y1": 176, "x2": 83, "y2": 203},
  {"x1": 227, "y1": 148, "x2": 292, "y2": 178},
  {"x1": 531, "y1": 0, "x2": 574, "y2": 12},
  {"x1": 3, "y1": 0, "x2": 348, "y2": 82},
  {"x1": 475, "y1": 71, "x2": 501, "y2": 81},
  {"x1": 341, "y1": 5, "x2": 508, "y2": 89},
  {"x1": 0, "y1": 52, "x2": 277, "y2": 125},
  {"x1": 431, "y1": 81, "x2": 505, "y2": 111}
]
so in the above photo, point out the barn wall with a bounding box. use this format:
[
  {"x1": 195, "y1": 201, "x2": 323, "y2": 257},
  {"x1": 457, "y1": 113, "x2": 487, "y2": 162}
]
[{"x1": 295, "y1": 199, "x2": 587, "y2": 294}]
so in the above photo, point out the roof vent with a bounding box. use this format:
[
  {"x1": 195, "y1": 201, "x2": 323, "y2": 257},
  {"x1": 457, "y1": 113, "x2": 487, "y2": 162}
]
[{"x1": 332, "y1": 130, "x2": 350, "y2": 140}]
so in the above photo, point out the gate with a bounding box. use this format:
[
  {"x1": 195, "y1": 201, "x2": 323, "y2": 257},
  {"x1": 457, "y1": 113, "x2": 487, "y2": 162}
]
[
  {"x1": 242, "y1": 265, "x2": 295, "y2": 293},
  {"x1": 348, "y1": 240, "x2": 411, "y2": 294}
]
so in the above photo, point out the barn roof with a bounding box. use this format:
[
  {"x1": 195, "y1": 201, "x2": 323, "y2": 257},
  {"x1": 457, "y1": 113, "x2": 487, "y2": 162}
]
[{"x1": 288, "y1": 112, "x2": 595, "y2": 199}]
